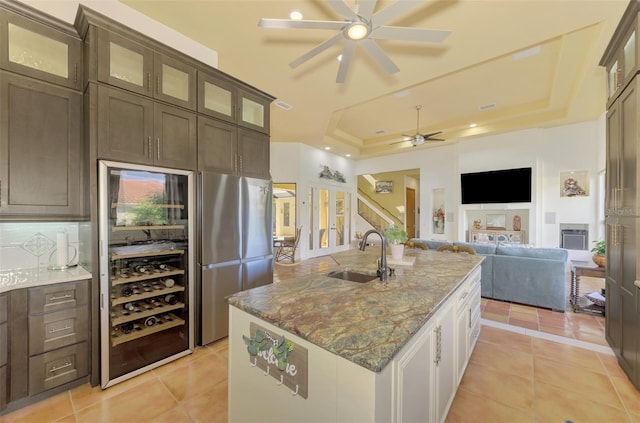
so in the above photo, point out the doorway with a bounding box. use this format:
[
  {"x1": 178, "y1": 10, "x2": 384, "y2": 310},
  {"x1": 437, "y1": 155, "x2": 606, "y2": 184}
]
[
  {"x1": 308, "y1": 186, "x2": 351, "y2": 257},
  {"x1": 406, "y1": 187, "x2": 416, "y2": 239}
]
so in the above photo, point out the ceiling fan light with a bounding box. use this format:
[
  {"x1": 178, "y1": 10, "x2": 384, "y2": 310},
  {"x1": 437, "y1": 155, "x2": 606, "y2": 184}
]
[
  {"x1": 346, "y1": 22, "x2": 369, "y2": 40},
  {"x1": 289, "y1": 9, "x2": 303, "y2": 20}
]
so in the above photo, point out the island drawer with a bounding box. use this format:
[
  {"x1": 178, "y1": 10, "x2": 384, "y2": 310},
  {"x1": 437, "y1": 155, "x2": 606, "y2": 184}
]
[{"x1": 29, "y1": 280, "x2": 88, "y2": 314}]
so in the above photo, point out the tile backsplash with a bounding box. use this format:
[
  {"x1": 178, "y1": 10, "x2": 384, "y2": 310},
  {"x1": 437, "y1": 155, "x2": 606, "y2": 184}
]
[{"x1": 0, "y1": 222, "x2": 80, "y2": 271}]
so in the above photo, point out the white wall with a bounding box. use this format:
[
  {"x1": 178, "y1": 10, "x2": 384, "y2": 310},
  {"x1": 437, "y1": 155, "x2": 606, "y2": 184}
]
[
  {"x1": 355, "y1": 116, "x2": 606, "y2": 249},
  {"x1": 271, "y1": 143, "x2": 356, "y2": 260}
]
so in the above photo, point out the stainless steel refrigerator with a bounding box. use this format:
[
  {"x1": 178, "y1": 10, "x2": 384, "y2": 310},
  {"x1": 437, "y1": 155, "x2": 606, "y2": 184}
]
[{"x1": 198, "y1": 173, "x2": 273, "y2": 345}]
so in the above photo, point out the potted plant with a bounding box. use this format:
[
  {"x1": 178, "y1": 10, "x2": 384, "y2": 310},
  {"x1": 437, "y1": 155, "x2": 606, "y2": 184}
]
[
  {"x1": 385, "y1": 225, "x2": 408, "y2": 260},
  {"x1": 591, "y1": 240, "x2": 606, "y2": 267}
]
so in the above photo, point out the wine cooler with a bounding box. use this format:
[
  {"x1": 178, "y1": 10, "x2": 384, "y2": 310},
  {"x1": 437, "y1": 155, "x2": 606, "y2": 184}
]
[{"x1": 99, "y1": 161, "x2": 194, "y2": 388}]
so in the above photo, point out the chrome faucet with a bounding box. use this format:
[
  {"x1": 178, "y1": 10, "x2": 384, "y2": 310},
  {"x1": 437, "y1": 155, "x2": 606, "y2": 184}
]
[{"x1": 360, "y1": 229, "x2": 388, "y2": 283}]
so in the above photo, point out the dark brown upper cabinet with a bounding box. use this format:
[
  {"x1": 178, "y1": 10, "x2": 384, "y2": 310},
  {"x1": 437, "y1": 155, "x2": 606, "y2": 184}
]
[
  {"x1": 0, "y1": 6, "x2": 82, "y2": 91},
  {"x1": 98, "y1": 85, "x2": 196, "y2": 170},
  {"x1": 96, "y1": 28, "x2": 196, "y2": 111},
  {"x1": 198, "y1": 70, "x2": 272, "y2": 135},
  {"x1": 0, "y1": 71, "x2": 82, "y2": 219}
]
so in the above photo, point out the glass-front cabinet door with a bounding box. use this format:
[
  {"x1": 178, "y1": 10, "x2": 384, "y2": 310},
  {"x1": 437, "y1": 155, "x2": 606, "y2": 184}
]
[
  {"x1": 99, "y1": 160, "x2": 194, "y2": 388},
  {"x1": 197, "y1": 71, "x2": 236, "y2": 123},
  {"x1": 1, "y1": 10, "x2": 82, "y2": 90},
  {"x1": 97, "y1": 28, "x2": 153, "y2": 97},
  {"x1": 238, "y1": 88, "x2": 270, "y2": 134}
]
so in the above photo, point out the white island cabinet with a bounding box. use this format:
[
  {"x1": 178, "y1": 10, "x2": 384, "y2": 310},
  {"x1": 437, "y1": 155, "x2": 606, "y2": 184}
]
[{"x1": 228, "y1": 251, "x2": 481, "y2": 423}]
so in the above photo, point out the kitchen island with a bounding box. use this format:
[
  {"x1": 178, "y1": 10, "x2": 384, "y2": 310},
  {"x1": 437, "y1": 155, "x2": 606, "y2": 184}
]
[{"x1": 227, "y1": 248, "x2": 483, "y2": 423}]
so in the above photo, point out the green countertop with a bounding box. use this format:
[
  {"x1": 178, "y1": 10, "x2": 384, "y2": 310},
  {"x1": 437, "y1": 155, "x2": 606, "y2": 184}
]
[{"x1": 227, "y1": 248, "x2": 483, "y2": 372}]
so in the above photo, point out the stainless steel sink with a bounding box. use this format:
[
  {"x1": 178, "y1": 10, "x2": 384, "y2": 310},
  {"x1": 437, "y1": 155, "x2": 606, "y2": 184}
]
[{"x1": 326, "y1": 269, "x2": 378, "y2": 283}]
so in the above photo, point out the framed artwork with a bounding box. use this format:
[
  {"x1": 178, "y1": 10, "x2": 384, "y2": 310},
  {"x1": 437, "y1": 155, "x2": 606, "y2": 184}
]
[
  {"x1": 486, "y1": 214, "x2": 506, "y2": 230},
  {"x1": 375, "y1": 181, "x2": 393, "y2": 194},
  {"x1": 560, "y1": 170, "x2": 589, "y2": 197}
]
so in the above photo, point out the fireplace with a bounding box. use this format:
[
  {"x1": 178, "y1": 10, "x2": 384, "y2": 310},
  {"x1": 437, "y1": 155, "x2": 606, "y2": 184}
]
[{"x1": 559, "y1": 224, "x2": 589, "y2": 250}]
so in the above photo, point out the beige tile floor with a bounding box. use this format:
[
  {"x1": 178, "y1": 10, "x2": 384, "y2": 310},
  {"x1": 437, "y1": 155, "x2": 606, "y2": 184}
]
[{"x1": 1, "y1": 256, "x2": 638, "y2": 423}]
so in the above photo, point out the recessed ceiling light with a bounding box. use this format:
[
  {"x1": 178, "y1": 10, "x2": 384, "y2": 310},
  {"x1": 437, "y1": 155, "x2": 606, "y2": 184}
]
[
  {"x1": 346, "y1": 154, "x2": 351, "y2": 157},
  {"x1": 337, "y1": 54, "x2": 342, "y2": 62},
  {"x1": 469, "y1": 123, "x2": 477, "y2": 128},
  {"x1": 289, "y1": 10, "x2": 303, "y2": 20},
  {"x1": 325, "y1": 146, "x2": 331, "y2": 150}
]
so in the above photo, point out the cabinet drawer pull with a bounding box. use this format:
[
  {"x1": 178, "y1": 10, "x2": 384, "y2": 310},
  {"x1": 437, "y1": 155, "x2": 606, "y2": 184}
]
[
  {"x1": 74, "y1": 64, "x2": 78, "y2": 83},
  {"x1": 460, "y1": 291, "x2": 469, "y2": 300},
  {"x1": 50, "y1": 362, "x2": 73, "y2": 373},
  {"x1": 147, "y1": 72, "x2": 151, "y2": 92},
  {"x1": 156, "y1": 75, "x2": 160, "y2": 94},
  {"x1": 49, "y1": 294, "x2": 73, "y2": 301},
  {"x1": 49, "y1": 325, "x2": 72, "y2": 334},
  {"x1": 157, "y1": 138, "x2": 160, "y2": 160},
  {"x1": 148, "y1": 136, "x2": 152, "y2": 159},
  {"x1": 239, "y1": 155, "x2": 243, "y2": 171}
]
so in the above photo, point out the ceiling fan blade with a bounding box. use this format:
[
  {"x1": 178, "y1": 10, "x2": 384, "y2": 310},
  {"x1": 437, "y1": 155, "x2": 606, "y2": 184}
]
[
  {"x1": 356, "y1": 0, "x2": 377, "y2": 19},
  {"x1": 336, "y1": 40, "x2": 356, "y2": 83},
  {"x1": 259, "y1": 18, "x2": 346, "y2": 31},
  {"x1": 371, "y1": 0, "x2": 421, "y2": 27},
  {"x1": 326, "y1": 0, "x2": 358, "y2": 20},
  {"x1": 359, "y1": 39, "x2": 400, "y2": 75},
  {"x1": 289, "y1": 32, "x2": 344, "y2": 69},
  {"x1": 425, "y1": 137, "x2": 445, "y2": 141},
  {"x1": 371, "y1": 26, "x2": 451, "y2": 43},
  {"x1": 422, "y1": 131, "x2": 443, "y2": 138}
]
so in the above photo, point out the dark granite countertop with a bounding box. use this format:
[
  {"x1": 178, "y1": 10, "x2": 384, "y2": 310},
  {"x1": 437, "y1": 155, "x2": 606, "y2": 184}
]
[{"x1": 227, "y1": 249, "x2": 483, "y2": 372}]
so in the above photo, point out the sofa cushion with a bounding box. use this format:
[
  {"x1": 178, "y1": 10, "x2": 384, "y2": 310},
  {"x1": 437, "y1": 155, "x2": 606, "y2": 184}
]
[{"x1": 495, "y1": 245, "x2": 568, "y2": 262}]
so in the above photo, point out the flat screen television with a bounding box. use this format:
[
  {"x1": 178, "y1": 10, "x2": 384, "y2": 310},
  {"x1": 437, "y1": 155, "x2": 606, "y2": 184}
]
[{"x1": 461, "y1": 167, "x2": 532, "y2": 204}]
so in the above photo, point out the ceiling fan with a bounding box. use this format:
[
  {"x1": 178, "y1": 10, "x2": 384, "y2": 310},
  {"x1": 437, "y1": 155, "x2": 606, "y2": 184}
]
[
  {"x1": 391, "y1": 105, "x2": 445, "y2": 147},
  {"x1": 258, "y1": 0, "x2": 451, "y2": 83}
]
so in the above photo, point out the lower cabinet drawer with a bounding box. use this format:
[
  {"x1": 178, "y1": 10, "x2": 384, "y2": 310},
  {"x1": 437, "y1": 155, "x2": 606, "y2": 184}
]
[
  {"x1": 0, "y1": 365, "x2": 6, "y2": 410},
  {"x1": 29, "y1": 342, "x2": 88, "y2": 396},
  {"x1": 29, "y1": 280, "x2": 88, "y2": 314},
  {"x1": 29, "y1": 305, "x2": 88, "y2": 355},
  {"x1": 0, "y1": 322, "x2": 6, "y2": 367}
]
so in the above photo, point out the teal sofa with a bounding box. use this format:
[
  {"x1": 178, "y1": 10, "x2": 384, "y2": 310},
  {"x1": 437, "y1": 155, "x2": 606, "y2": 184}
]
[{"x1": 411, "y1": 239, "x2": 569, "y2": 312}]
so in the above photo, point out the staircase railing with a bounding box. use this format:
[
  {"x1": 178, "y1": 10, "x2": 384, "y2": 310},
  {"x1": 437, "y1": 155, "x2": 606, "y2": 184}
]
[
  {"x1": 357, "y1": 194, "x2": 400, "y2": 233},
  {"x1": 357, "y1": 188, "x2": 404, "y2": 229}
]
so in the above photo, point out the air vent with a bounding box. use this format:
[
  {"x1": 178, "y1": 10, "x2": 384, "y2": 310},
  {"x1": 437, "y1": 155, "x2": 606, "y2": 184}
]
[
  {"x1": 393, "y1": 90, "x2": 411, "y2": 98},
  {"x1": 275, "y1": 100, "x2": 292, "y2": 110},
  {"x1": 375, "y1": 130, "x2": 386, "y2": 135},
  {"x1": 479, "y1": 103, "x2": 496, "y2": 111}
]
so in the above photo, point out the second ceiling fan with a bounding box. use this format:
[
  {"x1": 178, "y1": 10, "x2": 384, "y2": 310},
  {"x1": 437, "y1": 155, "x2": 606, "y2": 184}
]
[
  {"x1": 258, "y1": 0, "x2": 452, "y2": 83},
  {"x1": 392, "y1": 105, "x2": 445, "y2": 147}
]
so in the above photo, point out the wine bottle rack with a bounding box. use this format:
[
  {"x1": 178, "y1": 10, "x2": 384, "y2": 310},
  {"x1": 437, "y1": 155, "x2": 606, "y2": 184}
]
[
  {"x1": 111, "y1": 285, "x2": 184, "y2": 306},
  {"x1": 111, "y1": 249, "x2": 184, "y2": 260},
  {"x1": 111, "y1": 301, "x2": 185, "y2": 326},
  {"x1": 111, "y1": 265, "x2": 184, "y2": 286},
  {"x1": 111, "y1": 313, "x2": 185, "y2": 347}
]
